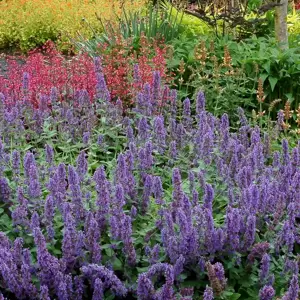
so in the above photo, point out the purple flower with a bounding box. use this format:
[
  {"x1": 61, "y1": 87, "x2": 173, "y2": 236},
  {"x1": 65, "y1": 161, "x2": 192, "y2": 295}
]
[
  {"x1": 97, "y1": 134, "x2": 104, "y2": 146},
  {"x1": 138, "y1": 117, "x2": 150, "y2": 142},
  {"x1": 171, "y1": 168, "x2": 184, "y2": 217},
  {"x1": 282, "y1": 139, "x2": 290, "y2": 165},
  {"x1": 110, "y1": 216, "x2": 119, "y2": 240},
  {"x1": 149, "y1": 244, "x2": 160, "y2": 265},
  {"x1": 83, "y1": 132, "x2": 90, "y2": 145},
  {"x1": 237, "y1": 107, "x2": 248, "y2": 126},
  {"x1": 0, "y1": 177, "x2": 10, "y2": 202},
  {"x1": 284, "y1": 258, "x2": 299, "y2": 275},
  {"x1": 121, "y1": 215, "x2": 136, "y2": 266},
  {"x1": 85, "y1": 213, "x2": 101, "y2": 264},
  {"x1": 23, "y1": 152, "x2": 35, "y2": 178},
  {"x1": 169, "y1": 140, "x2": 177, "y2": 160},
  {"x1": 203, "y1": 286, "x2": 214, "y2": 300},
  {"x1": 204, "y1": 209, "x2": 215, "y2": 254},
  {"x1": 244, "y1": 215, "x2": 256, "y2": 250},
  {"x1": 247, "y1": 242, "x2": 270, "y2": 264},
  {"x1": 94, "y1": 166, "x2": 110, "y2": 229},
  {"x1": 130, "y1": 206, "x2": 137, "y2": 218},
  {"x1": 76, "y1": 151, "x2": 88, "y2": 181},
  {"x1": 33, "y1": 227, "x2": 60, "y2": 286},
  {"x1": 174, "y1": 254, "x2": 185, "y2": 279},
  {"x1": 21, "y1": 262, "x2": 37, "y2": 297},
  {"x1": 30, "y1": 211, "x2": 40, "y2": 231},
  {"x1": 92, "y1": 278, "x2": 104, "y2": 300},
  {"x1": 55, "y1": 272, "x2": 69, "y2": 300},
  {"x1": 170, "y1": 89, "x2": 177, "y2": 117},
  {"x1": 142, "y1": 175, "x2": 152, "y2": 214},
  {"x1": 153, "y1": 115, "x2": 166, "y2": 153},
  {"x1": 94, "y1": 56, "x2": 102, "y2": 73},
  {"x1": 196, "y1": 91, "x2": 206, "y2": 114},
  {"x1": 259, "y1": 285, "x2": 275, "y2": 300},
  {"x1": 40, "y1": 285, "x2": 51, "y2": 300},
  {"x1": 133, "y1": 63, "x2": 141, "y2": 83},
  {"x1": 11, "y1": 150, "x2": 20, "y2": 176},
  {"x1": 276, "y1": 110, "x2": 284, "y2": 131},
  {"x1": 137, "y1": 274, "x2": 156, "y2": 300},
  {"x1": 183, "y1": 97, "x2": 192, "y2": 129},
  {"x1": 22, "y1": 72, "x2": 30, "y2": 91},
  {"x1": 12, "y1": 188, "x2": 29, "y2": 228},
  {"x1": 81, "y1": 264, "x2": 127, "y2": 297},
  {"x1": 225, "y1": 207, "x2": 241, "y2": 251},
  {"x1": 68, "y1": 165, "x2": 84, "y2": 221},
  {"x1": 280, "y1": 221, "x2": 295, "y2": 253},
  {"x1": 283, "y1": 274, "x2": 299, "y2": 300},
  {"x1": 204, "y1": 184, "x2": 214, "y2": 211},
  {"x1": 28, "y1": 164, "x2": 41, "y2": 199},
  {"x1": 45, "y1": 144, "x2": 54, "y2": 166},
  {"x1": 74, "y1": 276, "x2": 84, "y2": 300},
  {"x1": 62, "y1": 211, "x2": 77, "y2": 270},
  {"x1": 214, "y1": 228, "x2": 225, "y2": 252},
  {"x1": 176, "y1": 123, "x2": 186, "y2": 148},
  {"x1": 152, "y1": 176, "x2": 164, "y2": 205},
  {"x1": 12, "y1": 237, "x2": 23, "y2": 267},
  {"x1": 214, "y1": 262, "x2": 226, "y2": 283},
  {"x1": 50, "y1": 87, "x2": 58, "y2": 105},
  {"x1": 152, "y1": 71, "x2": 161, "y2": 107},
  {"x1": 95, "y1": 72, "x2": 110, "y2": 102}
]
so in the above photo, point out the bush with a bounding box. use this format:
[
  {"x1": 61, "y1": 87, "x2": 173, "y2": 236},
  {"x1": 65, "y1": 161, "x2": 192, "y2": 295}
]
[
  {"x1": 0, "y1": 57, "x2": 300, "y2": 298},
  {"x1": 0, "y1": 0, "x2": 145, "y2": 52}
]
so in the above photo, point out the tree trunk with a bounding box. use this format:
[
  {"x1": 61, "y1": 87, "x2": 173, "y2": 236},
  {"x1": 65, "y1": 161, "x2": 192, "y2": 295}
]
[{"x1": 274, "y1": 0, "x2": 289, "y2": 50}]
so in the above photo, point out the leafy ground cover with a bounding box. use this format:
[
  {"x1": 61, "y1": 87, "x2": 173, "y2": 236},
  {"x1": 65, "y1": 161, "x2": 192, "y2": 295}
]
[{"x1": 0, "y1": 57, "x2": 300, "y2": 299}]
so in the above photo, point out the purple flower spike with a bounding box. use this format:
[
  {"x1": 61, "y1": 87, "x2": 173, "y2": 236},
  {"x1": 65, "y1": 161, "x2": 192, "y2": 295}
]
[
  {"x1": 196, "y1": 91, "x2": 206, "y2": 114},
  {"x1": 81, "y1": 264, "x2": 127, "y2": 297},
  {"x1": 45, "y1": 144, "x2": 54, "y2": 166},
  {"x1": 137, "y1": 274, "x2": 156, "y2": 300},
  {"x1": 283, "y1": 274, "x2": 299, "y2": 300},
  {"x1": 259, "y1": 285, "x2": 275, "y2": 300},
  {"x1": 203, "y1": 286, "x2": 214, "y2": 300},
  {"x1": 40, "y1": 285, "x2": 51, "y2": 300},
  {"x1": 92, "y1": 278, "x2": 104, "y2": 300},
  {"x1": 22, "y1": 72, "x2": 30, "y2": 91},
  {"x1": 260, "y1": 253, "x2": 271, "y2": 282}
]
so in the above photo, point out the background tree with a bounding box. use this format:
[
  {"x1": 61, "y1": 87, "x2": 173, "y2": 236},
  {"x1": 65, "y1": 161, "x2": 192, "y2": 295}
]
[{"x1": 274, "y1": 0, "x2": 289, "y2": 49}]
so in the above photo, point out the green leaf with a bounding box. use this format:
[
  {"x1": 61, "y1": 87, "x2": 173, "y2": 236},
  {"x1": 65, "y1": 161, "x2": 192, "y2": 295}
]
[
  {"x1": 268, "y1": 76, "x2": 278, "y2": 92},
  {"x1": 262, "y1": 61, "x2": 270, "y2": 74},
  {"x1": 222, "y1": 292, "x2": 241, "y2": 300},
  {"x1": 112, "y1": 257, "x2": 123, "y2": 271},
  {"x1": 285, "y1": 93, "x2": 294, "y2": 102},
  {"x1": 259, "y1": 73, "x2": 268, "y2": 83}
]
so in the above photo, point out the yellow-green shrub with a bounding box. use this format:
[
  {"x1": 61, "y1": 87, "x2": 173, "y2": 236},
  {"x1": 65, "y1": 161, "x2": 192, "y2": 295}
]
[
  {"x1": 163, "y1": 2, "x2": 211, "y2": 38},
  {"x1": 0, "y1": 0, "x2": 145, "y2": 52}
]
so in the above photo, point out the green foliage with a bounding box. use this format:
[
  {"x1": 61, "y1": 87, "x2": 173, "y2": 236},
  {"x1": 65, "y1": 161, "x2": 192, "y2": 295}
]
[
  {"x1": 0, "y1": 0, "x2": 145, "y2": 53},
  {"x1": 75, "y1": 4, "x2": 183, "y2": 55},
  {"x1": 160, "y1": 1, "x2": 212, "y2": 37},
  {"x1": 168, "y1": 34, "x2": 300, "y2": 124}
]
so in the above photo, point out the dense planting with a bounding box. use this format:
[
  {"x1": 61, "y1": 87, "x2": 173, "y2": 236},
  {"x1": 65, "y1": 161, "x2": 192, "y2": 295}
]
[
  {"x1": 0, "y1": 0, "x2": 145, "y2": 52},
  {"x1": 0, "y1": 59, "x2": 299, "y2": 299},
  {"x1": 0, "y1": 41, "x2": 171, "y2": 107},
  {"x1": 1, "y1": 1, "x2": 300, "y2": 299}
]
